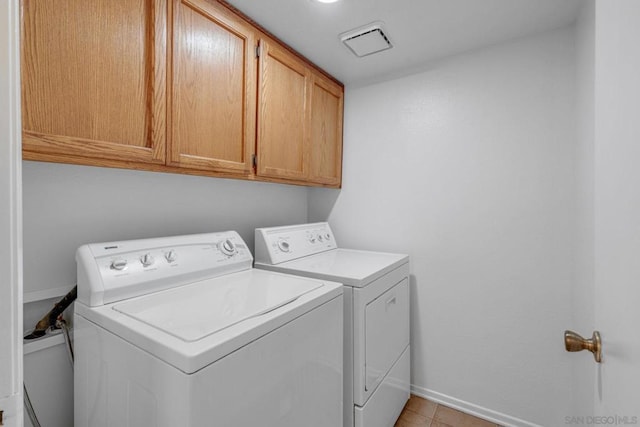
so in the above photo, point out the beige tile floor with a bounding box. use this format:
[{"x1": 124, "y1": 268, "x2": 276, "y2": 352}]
[{"x1": 395, "y1": 395, "x2": 501, "y2": 427}]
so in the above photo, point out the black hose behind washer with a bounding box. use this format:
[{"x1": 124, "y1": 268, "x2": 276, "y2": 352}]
[{"x1": 24, "y1": 285, "x2": 77, "y2": 340}]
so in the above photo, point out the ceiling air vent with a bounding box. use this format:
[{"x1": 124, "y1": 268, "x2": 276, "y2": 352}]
[{"x1": 340, "y1": 22, "x2": 392, "y2": 58}]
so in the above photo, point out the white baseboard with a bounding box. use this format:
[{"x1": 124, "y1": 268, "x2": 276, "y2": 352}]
[{"x1": 411, "y1": 385, "x2": 543, "y2": 427}]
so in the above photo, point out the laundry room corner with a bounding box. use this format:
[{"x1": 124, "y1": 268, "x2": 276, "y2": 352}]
[{"x1": 308, "y1": 27, "x2": 579, "y2": 427}]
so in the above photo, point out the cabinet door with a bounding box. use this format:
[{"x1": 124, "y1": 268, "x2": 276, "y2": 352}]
[
  {"x1": 309, "y1": 73, "x2": 343, "y2": 186},
  {"x1": 21, "y1": 0, "x2": 167, "y2": 164},
  {"x1": 170, "y1": 0, "x2": 255, "y2": 173},
  {"x1": 257, "y1": 39, "x2": 310, "y2": 181}
]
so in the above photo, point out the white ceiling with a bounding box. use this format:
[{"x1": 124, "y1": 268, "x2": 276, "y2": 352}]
[{"x1": 226, "y1": 0, "x2": 583, "y2": 86}]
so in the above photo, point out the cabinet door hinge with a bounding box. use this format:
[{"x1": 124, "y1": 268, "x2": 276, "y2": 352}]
[{"x1": 255, "y1": 45, "x2": 261, "y2": 58}]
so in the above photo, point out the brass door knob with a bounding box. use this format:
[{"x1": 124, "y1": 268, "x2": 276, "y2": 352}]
[{"x1": 564, "y1": 330, "x2": 602, "y2": 363}]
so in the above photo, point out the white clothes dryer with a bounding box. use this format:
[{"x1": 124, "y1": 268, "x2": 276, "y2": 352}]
[
  {"x1": 254, "y1": 223, "x2": 410, "y2": 427},
  {"x1": 74, "y1": 231, "x2": 343, "y2": 427}
]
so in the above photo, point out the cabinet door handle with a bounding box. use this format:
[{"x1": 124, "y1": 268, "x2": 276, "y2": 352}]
[{"x1": 386, "y1": 296, "x2": 396, "y2": 307}]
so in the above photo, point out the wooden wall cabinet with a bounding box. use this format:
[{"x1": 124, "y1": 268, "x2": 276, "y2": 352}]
[
  {"x1": 21, "y1": 0, "x2": 343, "y2": 188},
  {"x1": 170, "y1": 0, "x2": 256, "y2": 174},
  {"x1": 257, "y1": 40, "x2": 343, "y2": 186},
  {"x1": 256, "y1": 40, "x2": 310, "y2": 181},
  {"x1": 308, "y1": 73, "x2": 344, "y2": 186},
  {"x1": 21, "y1": 0, "x2": 168, "y2": 165}
]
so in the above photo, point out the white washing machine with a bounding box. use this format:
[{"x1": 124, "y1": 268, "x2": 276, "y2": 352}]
[
  {"x1": 254, "y1": 222, "x2": 410, "y2": 427},
  {"x1": 74, "y1": 231, "x2": 343, "y2": 427}
]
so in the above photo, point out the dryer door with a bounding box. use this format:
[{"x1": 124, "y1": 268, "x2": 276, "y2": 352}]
[
  {"x1": 364, "y1": 278, "x2": 410, "y2": 393},
  {"x1": 352, "y1": 262, "x2": 410, "y2": 407}
]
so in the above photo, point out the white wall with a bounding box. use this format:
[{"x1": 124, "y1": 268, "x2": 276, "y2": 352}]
[
  {"x1": 22, "y1": 161, "x2": 308, "y2": 297},
  {"x1": 309, "y1": 28, "x2": 577, "y2": 426},
  {"x1": 572, "y1": 0, "x2": 596, "y2": 418}
]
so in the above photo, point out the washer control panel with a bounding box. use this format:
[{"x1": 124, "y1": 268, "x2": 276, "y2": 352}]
[
  {"x1": 77, "y1": 231, "x2": 252, "y2": 307},
  {"x1": 255, "y1": 222, "x2": 337, "y2": 265}
]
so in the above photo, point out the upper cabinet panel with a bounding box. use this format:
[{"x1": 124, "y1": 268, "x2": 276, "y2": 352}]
[
  {"x1": 21, "y1": 0, "x2": 167, "y2": 163},
  {"x1": 169, "y1": 0, "x2": 256, "y2": 173},
  {"x1": 256, "y1": 38, "x2": 344, "y2": 187},
  {"x1": 256, "y1": 39, "x2": 310, "y2": 181},
  {"x1": 309, "y1": 73, "x2": 343, "y2": 186}
]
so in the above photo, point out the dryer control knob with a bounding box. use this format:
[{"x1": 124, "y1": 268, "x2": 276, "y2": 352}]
[
  {"x1": 110, "y1": 259, "x2": 128, "y2": 271},
  {"x1": 140, "y1": 253, "x2": 155, "y2": 267},
  {"x1": 220, "y1": 239, "x2": 237, "y2": 256}
]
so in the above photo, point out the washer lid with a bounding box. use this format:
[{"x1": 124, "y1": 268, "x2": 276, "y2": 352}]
[
  {"x1": 75, "y1": 269, "x2": 343, "y2": 374},
  {"x1": 259, "y1": 248, "x2": 409, "y2": 287},
  {"x1": 113, "y1": 273, "x2": 322, "y2": 342}
]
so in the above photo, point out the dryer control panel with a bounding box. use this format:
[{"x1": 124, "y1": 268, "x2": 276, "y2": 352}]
[
  {"x1": 255, "y1": 222, "x2": 338, "y2": 265},
  {"x1": 77, "y1": 231, "x2": 252, "y2": 307}
]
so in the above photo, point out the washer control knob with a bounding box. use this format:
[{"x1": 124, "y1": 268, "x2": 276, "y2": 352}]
[
  {"x1": 110, "y1": 259, "x2": 128, "y2": 271},
  {"x1": 140, "y1": 253, "x2": 155, "y2": 267},
  {"x1": 308, "y1": 235, "x2": 316, "y2": 244},
  {"x1": 219, "y1": 239, "x2": 237, "y2": 256},
  {"x1": 325, "y1": 233, "x2": 331, "y2": 241},
  {"x1": 277, "y1": 239, "x2": 291, "y2": 252},
  {"x1": 317, "y1": 234, "x2": 324, "y2": 242},
  {"x1": 165, "y1": 250, "x2": 177, "y2": 263}
]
